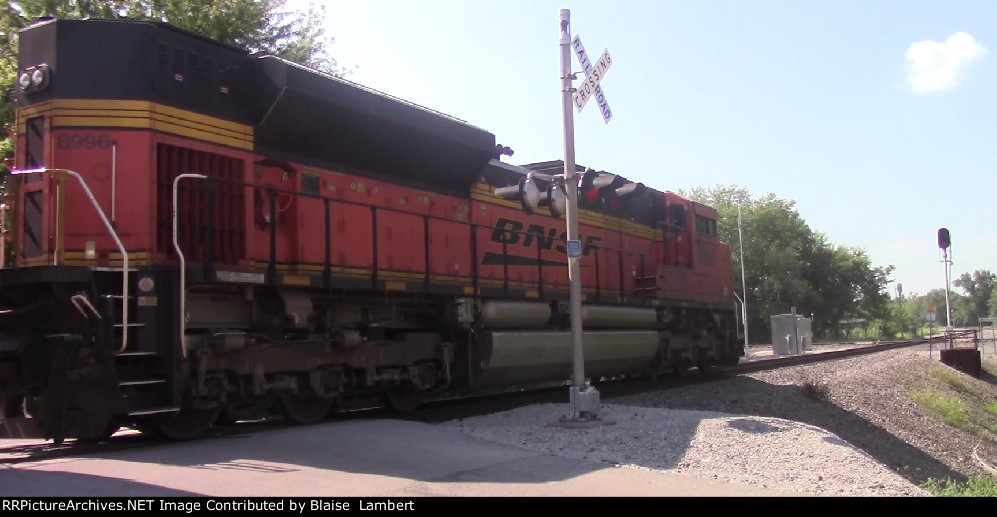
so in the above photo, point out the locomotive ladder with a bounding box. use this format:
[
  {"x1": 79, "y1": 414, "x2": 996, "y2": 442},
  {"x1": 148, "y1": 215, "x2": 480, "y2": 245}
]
[
  {"x1": 633, "y1": 255, "x2": 658, "y2": 297},
  {"x1": 13, "y1": 169, "x2": 177, "y2": 417},
  {"x1": 12, "y1": 168, "x2": 133, "y2": 353}
]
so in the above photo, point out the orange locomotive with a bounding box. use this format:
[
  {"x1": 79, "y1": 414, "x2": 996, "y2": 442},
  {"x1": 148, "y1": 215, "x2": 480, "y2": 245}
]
[{"x1": 0, "y1": 18, "x2": 740, "y2": 442}]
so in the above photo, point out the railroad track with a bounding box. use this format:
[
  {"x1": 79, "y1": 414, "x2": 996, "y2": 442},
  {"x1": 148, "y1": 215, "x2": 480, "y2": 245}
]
[
  {"x1": 0, "y1": 332, "x2": 969, "y2": 462},
  {"x1": 722, "y1": 333, "x2": 963, "y2": 374}
]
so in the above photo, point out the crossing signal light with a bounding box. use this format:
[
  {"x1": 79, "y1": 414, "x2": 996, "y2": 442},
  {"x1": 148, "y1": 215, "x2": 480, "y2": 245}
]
[
  {"x1": 494, "y1": 174, "x2": 568, "y2": 219},
  {"x1": 545, "y1": 180, "x2": 567, "y2": 219},
  {"x1": 494, "y1": 174, "x2": 543, "y2": 214},
  {"x1": 578, "y1": 168, "x2": 645, "y2": 210}
]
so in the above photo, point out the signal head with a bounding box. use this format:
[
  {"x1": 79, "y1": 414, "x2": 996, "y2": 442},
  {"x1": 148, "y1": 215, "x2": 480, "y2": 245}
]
[
  {"x1": 547, "y1": 180, "x2": 567, "y2": 219},
  {"x1": 937, "y1": 228, "x2": 951, "y2": 249},
  {"x1": 578, "y1": 169, "x2": 644, "y2": 210},
  {"x1": 494, "y1": 174, "x2": 543, "y2": 214}
]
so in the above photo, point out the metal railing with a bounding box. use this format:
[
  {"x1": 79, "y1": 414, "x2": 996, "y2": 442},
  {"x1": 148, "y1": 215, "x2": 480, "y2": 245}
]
[
  {"x1": 179, "y1": 174, "x2": 662, "y2": 304},
  {"x1": 11, "y1": 168, "x2": 131, "y2": 352}
]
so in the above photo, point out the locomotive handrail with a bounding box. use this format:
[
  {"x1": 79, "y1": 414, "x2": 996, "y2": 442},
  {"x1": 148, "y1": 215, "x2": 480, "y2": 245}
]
[
  {"x1": 190, "y1": 174, "x2": 657, "y2": 301},
  {"x1": 201, "y1": 174, "x2": 649, "y2": 255},
  {"x1": 173, "y1": 173, "x2": 208, "y2": 359},
  {"x1": 11, "y1": 168, "x2": 130, "y2": 352},
  {"x1": 70, "y1": 293, "x2": 102, "y2": 320}
]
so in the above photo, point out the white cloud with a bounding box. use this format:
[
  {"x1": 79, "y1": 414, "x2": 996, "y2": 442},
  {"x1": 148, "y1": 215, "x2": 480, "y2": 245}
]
[{"x1": 905, "y1": 32, "x2": 987, "y2": 93}]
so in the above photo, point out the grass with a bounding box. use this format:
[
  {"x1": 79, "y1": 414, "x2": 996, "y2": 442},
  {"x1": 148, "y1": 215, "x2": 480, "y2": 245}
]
[
  {"x1": 912, "y1": 361, "x2": 997, "y2": 435},
  {"x1": 909, "y1": 389, "x2": 973, "y2": 431},
  {"x1": 928, "y1": 366, "x2": 971, "y2": 392},
  {"x1": 920, "y1": 476, "x2": 997, "y2": 497}
]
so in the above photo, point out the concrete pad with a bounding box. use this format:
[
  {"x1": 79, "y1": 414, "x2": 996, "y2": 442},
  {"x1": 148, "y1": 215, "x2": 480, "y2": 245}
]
[{"x1": 0, "y1": 419, "x2": 800, "y2": 497}]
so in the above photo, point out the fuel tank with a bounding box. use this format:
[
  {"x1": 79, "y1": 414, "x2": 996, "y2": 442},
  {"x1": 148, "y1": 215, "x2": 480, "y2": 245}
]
[
  {"x1": 479, "y1": 301, "x2": 552, "y2": 329},
  {"x1": 581, "y1": 305, "x2": 658, "y2": 328},
  {"x1": 473, "y1": 330, "x2": 659, "y2": 388}
]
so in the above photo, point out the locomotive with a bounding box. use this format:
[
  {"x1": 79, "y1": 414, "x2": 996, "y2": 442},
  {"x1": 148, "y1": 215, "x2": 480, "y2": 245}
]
[{"x1": 0, "y1": 18, "x2": 740, "y2": 442}]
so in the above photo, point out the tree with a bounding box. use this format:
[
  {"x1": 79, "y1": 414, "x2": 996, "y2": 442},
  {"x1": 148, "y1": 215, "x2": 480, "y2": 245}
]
[
  {"x1": 953, "y1": 270, "x2": 996, "y2": 324},
  {"x1": 684, "y1": 185, "x2": 895, "y2": 342},
  {"x1": 0, "y1": 0, "x2": 346, "y2": 178},
  {"x1": 911, "y1": 288, "x2": 965, "y2": 330}
]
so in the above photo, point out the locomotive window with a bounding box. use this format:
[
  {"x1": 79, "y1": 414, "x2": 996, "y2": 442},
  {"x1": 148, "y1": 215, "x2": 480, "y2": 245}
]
[
  {"x1": 301, "y1": 174, "x2": 320, "y2": 196},
  {"x1": 695, "y1": 214, "x2": 717, "y2": 237},
  {"x1": 669, "y1": 204, "x2": 687, "y2": 229}
]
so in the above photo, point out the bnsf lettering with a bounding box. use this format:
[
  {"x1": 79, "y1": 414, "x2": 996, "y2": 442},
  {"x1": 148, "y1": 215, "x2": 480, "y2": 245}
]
[{"x1": 491, "y1": 217, "x2": 601, "y2": 255}]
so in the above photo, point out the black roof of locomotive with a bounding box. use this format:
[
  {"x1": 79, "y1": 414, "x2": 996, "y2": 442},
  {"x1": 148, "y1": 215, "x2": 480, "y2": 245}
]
[{"x1": 17, "y1": 18, "x2": 497, "y2": 192}]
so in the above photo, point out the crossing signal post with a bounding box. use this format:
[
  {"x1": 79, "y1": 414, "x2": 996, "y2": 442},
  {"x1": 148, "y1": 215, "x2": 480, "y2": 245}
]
[{"x1": 495, "y1": 9, "x2": 631, "y2": 423}]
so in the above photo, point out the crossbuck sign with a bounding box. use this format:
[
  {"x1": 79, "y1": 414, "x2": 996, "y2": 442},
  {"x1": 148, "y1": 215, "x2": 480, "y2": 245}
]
[{"x1": 571, "y1": 35, "x2": 613, "y2": 123}]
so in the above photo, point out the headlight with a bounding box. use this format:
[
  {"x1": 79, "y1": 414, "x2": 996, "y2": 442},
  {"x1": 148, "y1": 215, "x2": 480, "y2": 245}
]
[
  {"x1": 30, "y1": 68, "x2": 46, "y2": 87},
  {"x1": 19, "y1": 64, "x2": 50, "y2": 92}
]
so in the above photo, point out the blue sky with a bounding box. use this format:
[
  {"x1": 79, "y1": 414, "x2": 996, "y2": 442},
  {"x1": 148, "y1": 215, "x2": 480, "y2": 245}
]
[{"x1": 300, "y1": 0, "x2": 994, "y2": 299}]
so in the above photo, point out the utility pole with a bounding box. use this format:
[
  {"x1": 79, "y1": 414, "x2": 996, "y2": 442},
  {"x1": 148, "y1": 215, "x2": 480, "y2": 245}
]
[
  {"x1": 896, "y1": 283, "x2": 903, "y2": 339},
  {"x1": 737, "y1": 203, "x2": 748, "y2": 350}
]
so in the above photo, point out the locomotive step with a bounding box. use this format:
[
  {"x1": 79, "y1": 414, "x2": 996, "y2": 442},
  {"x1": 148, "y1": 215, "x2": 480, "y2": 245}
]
[
  {"x1": 127, "y1": 407, "x2": 180, "y2": 417},
  {"x1": 119, "y1": 379, "x2": 166, "y2": 387},
  {"x1": 115, "y1": 351, "x2": 158, "y2": 357}
]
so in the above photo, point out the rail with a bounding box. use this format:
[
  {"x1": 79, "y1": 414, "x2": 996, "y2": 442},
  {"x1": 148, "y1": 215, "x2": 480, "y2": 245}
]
[
  {"x1": 11, "y1": 168, "x2": 130, "y2": 352},
  {"x1": 721, "y1": 332, "x2": 977, "y2": 375}
]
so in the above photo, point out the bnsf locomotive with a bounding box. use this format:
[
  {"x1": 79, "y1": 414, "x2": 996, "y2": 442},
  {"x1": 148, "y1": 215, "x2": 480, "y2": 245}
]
[{"x1": 0, "y1": 19, "x2": 740, "y2": 442}]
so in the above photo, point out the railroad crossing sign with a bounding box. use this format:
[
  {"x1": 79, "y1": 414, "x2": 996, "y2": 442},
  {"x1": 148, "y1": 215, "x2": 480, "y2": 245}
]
[{"x1": 571, "y1": 35, "x2": 613, "y2": 123}]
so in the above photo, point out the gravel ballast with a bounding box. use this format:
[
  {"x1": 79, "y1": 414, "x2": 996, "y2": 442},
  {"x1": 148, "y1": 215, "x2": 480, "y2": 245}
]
[{"x1": 443, "y1": 342, "x2": 997, "y2": 496}]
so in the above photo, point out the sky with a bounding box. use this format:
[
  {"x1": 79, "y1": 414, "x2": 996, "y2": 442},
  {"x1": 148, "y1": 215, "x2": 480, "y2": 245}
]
[{"x1": 296, "y1": 0, "x2": 995, "y2": 299}]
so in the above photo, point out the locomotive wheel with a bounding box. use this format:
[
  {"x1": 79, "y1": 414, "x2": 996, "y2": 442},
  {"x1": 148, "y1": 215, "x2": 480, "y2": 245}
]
[
  {"x1": 279, "y1": 395, "x2": 334, "y2": 425},
  {"x1": 153, "y1": 407, "x2": 220, "y2": 440},
  {"x1": 385, "y1": 383, "x2": 421, "y2": 413}
]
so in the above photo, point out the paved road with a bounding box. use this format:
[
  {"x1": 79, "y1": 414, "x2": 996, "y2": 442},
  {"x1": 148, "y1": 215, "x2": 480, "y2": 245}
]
[{"x1": 0, "y1": 419, "x2": 798, "y2": 497}]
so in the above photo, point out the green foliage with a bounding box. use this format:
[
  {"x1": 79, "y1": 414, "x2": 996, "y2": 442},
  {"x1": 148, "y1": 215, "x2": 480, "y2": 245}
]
[
  {"x1": 920, "y1": 476, "x2": 997, "y2": 497},
  {"x1": 684, "y1": 185, "x2": 895, "y2": 342},
  {"x1": 954, "y1": 270, "x2": 996, "y2": 324},
  {"x1": 0, "y1": 0, "x2": 344, "y2": 185},
  {"x1": 3, "y1": 1, "x2": 342, "y2": 74},
  {"x1": 909, "y1": 388, "x2": 972, "y2": 431}
]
